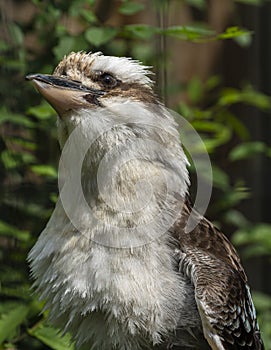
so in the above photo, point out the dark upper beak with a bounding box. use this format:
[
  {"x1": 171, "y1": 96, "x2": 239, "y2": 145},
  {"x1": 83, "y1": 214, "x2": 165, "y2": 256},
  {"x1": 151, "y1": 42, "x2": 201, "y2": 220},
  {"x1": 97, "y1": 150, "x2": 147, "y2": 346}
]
[{"x1": 26, "y1": 74, "x2": 104, "y2": 115}]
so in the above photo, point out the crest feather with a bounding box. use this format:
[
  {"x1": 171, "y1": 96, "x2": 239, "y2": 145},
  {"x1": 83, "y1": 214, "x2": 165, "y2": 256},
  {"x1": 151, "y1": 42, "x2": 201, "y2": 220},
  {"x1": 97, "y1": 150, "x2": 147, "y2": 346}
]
[{"x1": 54, "y1": 51, "x2": 153, "y2": 87}]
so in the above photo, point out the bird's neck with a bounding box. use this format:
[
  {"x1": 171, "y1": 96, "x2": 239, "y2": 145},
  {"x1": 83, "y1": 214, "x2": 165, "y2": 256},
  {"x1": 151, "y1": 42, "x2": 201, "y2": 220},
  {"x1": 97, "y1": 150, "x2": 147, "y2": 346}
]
[{"x1": 57, "y1": 104, "x2": 189, "y2": 247}]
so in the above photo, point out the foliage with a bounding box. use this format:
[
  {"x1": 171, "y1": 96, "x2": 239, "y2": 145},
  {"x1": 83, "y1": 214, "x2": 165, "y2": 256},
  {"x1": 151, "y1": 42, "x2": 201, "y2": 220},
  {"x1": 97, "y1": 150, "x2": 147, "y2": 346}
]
[{"x1": 0, "y1": 0, "x2": 271, "y2": 349}]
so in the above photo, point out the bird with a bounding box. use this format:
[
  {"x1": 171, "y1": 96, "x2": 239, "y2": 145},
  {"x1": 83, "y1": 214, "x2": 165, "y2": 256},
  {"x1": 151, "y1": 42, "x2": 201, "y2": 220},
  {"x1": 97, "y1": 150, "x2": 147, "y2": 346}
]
[{"x1": 26, "y1": 51, "x2": 264, "y2": 350}]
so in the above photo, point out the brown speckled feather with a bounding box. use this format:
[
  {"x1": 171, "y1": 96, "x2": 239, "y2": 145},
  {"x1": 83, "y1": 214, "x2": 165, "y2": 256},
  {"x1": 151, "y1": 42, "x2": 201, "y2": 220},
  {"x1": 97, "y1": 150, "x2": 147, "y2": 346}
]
[{"x1": 171, "y1": 199, "x2": 264, "y2": 350}]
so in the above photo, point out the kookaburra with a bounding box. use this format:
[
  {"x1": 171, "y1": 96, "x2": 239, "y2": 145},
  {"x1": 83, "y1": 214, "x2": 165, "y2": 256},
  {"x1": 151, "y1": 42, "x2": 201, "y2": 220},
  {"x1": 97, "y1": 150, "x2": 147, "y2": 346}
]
[{"x1": 26, "y1": 51, "x2": 264, "y2": 350}]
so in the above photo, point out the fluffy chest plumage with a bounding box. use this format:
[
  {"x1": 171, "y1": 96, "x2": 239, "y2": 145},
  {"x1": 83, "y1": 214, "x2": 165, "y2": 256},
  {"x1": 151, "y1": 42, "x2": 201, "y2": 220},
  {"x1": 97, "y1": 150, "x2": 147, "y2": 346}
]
[{"x1": 29, "y1": 224, "x2": 198, "y2": 350}]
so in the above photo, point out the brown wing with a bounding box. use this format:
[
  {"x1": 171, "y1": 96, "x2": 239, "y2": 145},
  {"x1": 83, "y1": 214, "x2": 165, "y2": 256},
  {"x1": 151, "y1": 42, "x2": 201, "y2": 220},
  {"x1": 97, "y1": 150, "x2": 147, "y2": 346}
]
[{"x1": 171, "y1": 200, "x2": 264, "y2": 350}]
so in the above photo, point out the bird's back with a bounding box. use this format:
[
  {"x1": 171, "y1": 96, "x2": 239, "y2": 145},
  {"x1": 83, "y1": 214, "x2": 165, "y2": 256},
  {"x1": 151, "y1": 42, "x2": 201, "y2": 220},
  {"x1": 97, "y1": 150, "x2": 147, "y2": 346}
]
[{"x1": 169, "y1": 199, "x2": 265, "y2": 350}]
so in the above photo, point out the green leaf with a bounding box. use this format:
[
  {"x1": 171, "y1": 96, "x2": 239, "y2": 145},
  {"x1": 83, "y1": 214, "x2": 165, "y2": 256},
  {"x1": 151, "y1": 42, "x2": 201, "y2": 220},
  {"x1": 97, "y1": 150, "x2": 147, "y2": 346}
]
[
  {"x1": 0, "y1": 285, "x2": 31, "y2": 300},
  {"x1": 163, "y1": 25, "x2": 214, "y2": 41},
  {"x1": 131, "y1": 42, "x2": 153, "y2": 61},
  {"x1": 0, "y1": 302, "x2": 20, "y2": 314},
  {"x1": 1, "y1": 150, "x2": 18, "y2": 170},
  {"x1": 54, "y1": 36, "x2": 88, "y2": 61},
  {"x1": 80, "y1": 9, "x2": 97, "y2": 23},
  {"x1": 216, "y1": 185, "x2": 250, "y2": 211},
  {"x1": 50, "y1": 192, "x2": 58, "y2": 204},
  {"x1": 229, "y1": 142, "x2": 267, "y2": 161},
  {"x1": 8, "y1": 23, "x2": 24, "y2": 46},
  {"x1": 252, "y1": 292, "x2": 271, "y2": 311},
  {"x1": 28, "y1": 323, "x2": 75, "y2": 350},
  {"x1": 212, "y1": 165, "x2": 230, "y2": 190},
  {"x1": 223, "y1": 112, "x2": 250, "y2": 140},
  {"x1": 187, "y1": 77, "x2": 204, "y2": 103},
  {"x1": 1, "y1": 58, "x2": 25, "y2": 71},
  {"x1": 178, "y1": 103, "x2": 195, "y2": 121},
  {"x1": 217, "y1": 26, "x2": 252, "y2": 40},
  {"x1": 85, "y1": 27, "x2": 118, "y2": 47},
  {"x1": 23, "y1": 152, "x2": 37, "y2": 164},
  {"x1": 0, "y1": 220, "x2": 30, "y2": 242},
  {"x1": 9, "y1": 137, "x2": 37, "y2": 152},
  {"x1": 218, "y1": 88, "x2": 242, "y2": 106},
  {"x1": 232, "y1": 224, "x2": 271, "y2": 256},
  {"x1": 233, "y1": 32, "x2": 252, "y2": 47},
  {"x1": 3, "y1": 198, "x2": 51, "y2": 220},
  {"x1": 205, "y1": 75, "x2": 221, "y2": 91},
  {"x1": 27, "y1": 103, "x2": 56, "y2": 120},
  {"x1": 223, "y1": 209, "x2": 249, "y2": 228},
  {"x1": 119, "y1": 2, "x2": 145, "y2": 15},
  {"x1": 0, "y1": 39, "x2": 9, "y2": 51},
  {"x1": 53, "y1": 37, "x2": 76, "y2": 61},
  {"x1": 241, "y1": 85, "x2": 271, "y2": 109},
  {"x1": 31, "y1": 165, "x2": 58, "y2": 178},
  {"x1": 191, "y1": 120, "x2": 232, "y2": 152},
  {"x1": 218, "y1": 86, "x2": 271, "y2": 109},
  {"x1": 124, "y1": 24, "x2": 156, "y2": 40},
  {"x1": 0, "y1": 304, "x2": 29, "y2": 344},
  {"x1": 241, "y1": 244, "x2": 271, "y2": 258},
  {"x1": 56, "y1": 24, "x2": 67, "y2": 37},
  {"x1": 0, "y1": 108, "x2": 35, "y2": 127}
]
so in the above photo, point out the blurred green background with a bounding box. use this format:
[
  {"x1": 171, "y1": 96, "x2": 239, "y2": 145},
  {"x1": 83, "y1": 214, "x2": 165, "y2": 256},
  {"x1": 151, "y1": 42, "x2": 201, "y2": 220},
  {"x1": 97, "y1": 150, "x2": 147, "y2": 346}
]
[{"x1": 1, "y1": 0, "x2": 271, "y2": 349}]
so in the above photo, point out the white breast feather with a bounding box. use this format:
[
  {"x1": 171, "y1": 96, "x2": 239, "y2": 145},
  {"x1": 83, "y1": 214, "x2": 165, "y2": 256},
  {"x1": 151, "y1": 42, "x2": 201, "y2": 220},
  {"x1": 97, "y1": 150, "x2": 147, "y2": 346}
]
[{"x1": 29, "y1": 217, "x2": 192, "y2": 349}]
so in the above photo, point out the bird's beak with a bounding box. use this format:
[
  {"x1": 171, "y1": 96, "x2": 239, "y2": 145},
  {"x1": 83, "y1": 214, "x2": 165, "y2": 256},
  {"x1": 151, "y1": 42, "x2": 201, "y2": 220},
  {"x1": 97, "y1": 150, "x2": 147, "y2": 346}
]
[{"x1": 26, "y1": 74, "x2": 104, "y2": 116}]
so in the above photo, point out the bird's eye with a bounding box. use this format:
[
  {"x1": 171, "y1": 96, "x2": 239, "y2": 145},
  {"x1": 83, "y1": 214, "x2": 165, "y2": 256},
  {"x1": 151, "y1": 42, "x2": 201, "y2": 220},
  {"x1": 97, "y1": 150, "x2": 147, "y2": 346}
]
[{"x1": 100, "y1": 73, "x2": 117, "y2": 88}]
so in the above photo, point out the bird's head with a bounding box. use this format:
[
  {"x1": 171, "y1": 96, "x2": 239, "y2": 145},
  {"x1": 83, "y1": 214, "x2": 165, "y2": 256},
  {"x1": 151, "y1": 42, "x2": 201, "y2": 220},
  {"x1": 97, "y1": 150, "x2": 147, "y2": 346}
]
[
  {"x1": 26, "y1": 51, "x2": 166, "y2": 148},
  {"x1": 26, "y1": 51, "x2": 189, "y2": 246},
  {"x1": 26, "y1": 51, "x2": 155, "y2": 115},
  {"x1": 26, "y1": 51, "x2": 182, "y2": 153}
]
